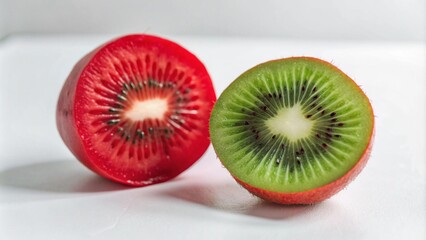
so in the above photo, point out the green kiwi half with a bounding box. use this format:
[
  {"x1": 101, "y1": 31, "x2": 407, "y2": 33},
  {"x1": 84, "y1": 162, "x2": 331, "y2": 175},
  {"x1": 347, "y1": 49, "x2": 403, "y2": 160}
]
[{"x1": 210, "y1": 57, "x2": 374, "y2": 193}]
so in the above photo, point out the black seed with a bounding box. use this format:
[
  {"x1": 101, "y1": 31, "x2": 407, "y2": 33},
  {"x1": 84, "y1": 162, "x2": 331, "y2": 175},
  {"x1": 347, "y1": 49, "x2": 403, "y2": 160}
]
[
  {"x1": 281, "y1": 144, "x2": 285, "y2": 149},
  {"x1": 297, "y1": 159, "x2": 301, "y2": 165},
  {"x1": 268, "y1": 93, "x2": 273, "y2": 98},
  {"x1": 130, "y1": 82, "x2": 136, "y2": 89},
  {"x1": 107, "y1": 119, "x2": 120, "y2": 125},
  {"x1": 137, "y1": 130, "x2": 145, "y2": 139},
  {"x1": 184, "y1": 88, "x2": 190, "y2": 94},
  {"x1": 316, "y1": 133, "x2": 321, "y2": 138},
  {"x1": 313, "y1": 87, "x2": 317, "y2": 92},
  {"x1": 296, "y1": 151, "x2": 300, "y2": 155},
  {"x1": 179, "y1": 119, "x2": 185, "y2": 125},
  {"x1": 117, "y1": 127, "x2": 124, "y2": 133},
  {"x1": 302, "y1": 86, "x2": 306, "y2": 92},
  {"x1": 321, "y1": 110, "x2": 325, "y2": 115},
  {"x1": 312, "y1": 103, "x2": 317, "y2": 107},
  {"x1": 331, "y1": 118, "x2": 338, "y2": 122},
  {"x1": 272, "y1": 135, "x2": 276, "y2": 139},
  {"x1": 300, "y1": 148, "x2": 305, "y2": 154},
  {"x1": 121, "y1": 89, "x2": 128, "y2": 95},
  {"x1": 306, "y1": 114, "x2": 312, "y2": 119},
  {"x1": 273, "y1": 93, "x2": 278, "y2": 98},
  {"x1": 244, "y1": 121, "x2": 249, "y2": 125},
  {"x1": 338, "y1": 123, "x2": 344, "y2": 127},
  {"x1": 125, "y1": 135, "x2": 130, "y2": 141},
  {"x1": 325, "y1": 133, "x2": 332, "y2": 138},
  {"x1": 117, "y1": 94, "x2": 127, "y2": 101},
  {"x1": 334, "y1": 134, "x2": 341, "y2": 138},
  {"x1": 261, "y1": 106, "x2": 267, "y2": 111},
  {"x1": 251, "y1": 112, "x2": 256, "y2": 116},
  {"x1": 251, "y1": 129, "x2": 256, "y2": 133},
  {"x1": 255, "y1": 135, "x2": 259, "y2": 140},
  {"x1": 278, "y1": 94, "x2": 282, "y2": 98},
  {"x1": 330, "y1": 112, "x2": 336, "y2": 117},
  {"x1": 276, "y1": 159, "x2": 281, "y2": 164},
  {"x1": 317, "y1": 106, "x2": 322, "y2": 111},
  {"x1": 123, "y1": 83, "x2": 129, "y2": 90},
  {"x1": 322, "y1": 143, "x2": 328, "y2": 148},
  {"x1": 327, "y1": 128, "x2": 332, "y2": 132},
  {"x1": 109, "y1": 108, "x2": 119, "y2": 113},
  {"x1": 313, "y1": 95, "x2": 318, "y2": 100}
]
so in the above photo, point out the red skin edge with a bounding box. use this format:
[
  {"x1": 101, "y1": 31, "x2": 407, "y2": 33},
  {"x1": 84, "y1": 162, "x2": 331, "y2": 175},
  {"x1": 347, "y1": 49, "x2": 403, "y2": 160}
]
[
  {"x1": 230, "y1": 56, "x2": 375, "y2": 204},
  {"x1": 234, "y1": 131, "x2": 374, "y2": 204},
  {"x1": 56, "y1": 45, "x2": 113, "y2": 182},
  {"x1": 57, "y1": 40, "x2": 142, "y2": 186},
  {"x1": 57, "y1": 36, "x2": 216, "y2": 186}
]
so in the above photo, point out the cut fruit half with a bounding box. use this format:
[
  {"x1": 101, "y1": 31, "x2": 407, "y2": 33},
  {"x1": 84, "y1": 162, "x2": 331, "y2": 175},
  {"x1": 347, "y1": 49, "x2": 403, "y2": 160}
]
[
  {"x1": 57, "y1": 34, "x2": 216, "y2": 186},
  {"x1": 210, "y1": 57, "x2": 374, "y2": 204}
]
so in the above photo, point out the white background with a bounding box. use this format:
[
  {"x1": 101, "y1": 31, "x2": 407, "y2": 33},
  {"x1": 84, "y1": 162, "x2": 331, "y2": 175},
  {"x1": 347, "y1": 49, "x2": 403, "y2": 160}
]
[
  {"x1": 0, "y1": 1, "x2": 425, "y2": 239},
  {"x1": 0, "y1": 0, "x2": 425, "y2": 41}
]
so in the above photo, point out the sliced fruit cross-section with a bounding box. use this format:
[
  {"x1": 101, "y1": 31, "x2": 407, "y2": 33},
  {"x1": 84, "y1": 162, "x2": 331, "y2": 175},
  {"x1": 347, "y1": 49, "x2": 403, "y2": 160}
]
[
  {"x1": 210, "y1": 57, "x2": 374, "y2": 204},
  {"x1": 57, "y1": 34, "x2": 216, "y2": 186}
]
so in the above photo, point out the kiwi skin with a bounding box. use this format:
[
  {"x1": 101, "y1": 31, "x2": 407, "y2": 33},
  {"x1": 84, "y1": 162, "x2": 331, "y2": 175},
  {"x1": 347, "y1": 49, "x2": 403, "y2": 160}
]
[
  {"x1": 211, "y1": 57, "x2": 375, "y2": 205},
  {"x1": 57, "y1": 35, "x2": 216, "y2": 186},
  {"x1": 235, "y1": 134, "x2": 374, "y2": 204}
]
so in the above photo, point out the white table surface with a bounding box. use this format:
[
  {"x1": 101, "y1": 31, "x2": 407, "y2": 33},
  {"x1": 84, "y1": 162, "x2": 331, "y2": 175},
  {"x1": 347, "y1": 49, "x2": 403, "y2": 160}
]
[{"x1": 0, "y1": 34, "x2": 425, "y2": 240}]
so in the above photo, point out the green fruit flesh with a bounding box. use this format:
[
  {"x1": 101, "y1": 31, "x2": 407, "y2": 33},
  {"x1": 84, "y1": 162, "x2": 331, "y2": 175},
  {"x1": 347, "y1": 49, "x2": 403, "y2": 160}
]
[{"x1": 210, "y1": 58, "x2": 374, "y2": 193}]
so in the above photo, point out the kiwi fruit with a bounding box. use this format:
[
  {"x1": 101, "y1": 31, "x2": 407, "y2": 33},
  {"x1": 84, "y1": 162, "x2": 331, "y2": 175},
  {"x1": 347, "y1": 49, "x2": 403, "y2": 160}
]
[
  {"x1": 57, "y1": 34, "x2": 216, "y2": 186},
  {"x1": 210, "y1": 57, "x2": 374, "y2": 204}
]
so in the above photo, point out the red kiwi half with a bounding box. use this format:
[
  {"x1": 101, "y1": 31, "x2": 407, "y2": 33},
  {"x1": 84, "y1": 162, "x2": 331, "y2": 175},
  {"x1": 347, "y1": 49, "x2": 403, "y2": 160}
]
[
  {"x1": 57, "y1": 34, "x2": 216, "y2": 186},
  {"x1": 210, "y1": 57, "x2": 374, "y2": 204}
]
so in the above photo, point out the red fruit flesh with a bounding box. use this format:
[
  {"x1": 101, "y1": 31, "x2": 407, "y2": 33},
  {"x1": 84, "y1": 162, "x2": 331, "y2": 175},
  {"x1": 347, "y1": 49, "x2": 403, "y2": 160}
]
[{"x1": 57, "y1": 34, "x2": 216, "y2": 186}]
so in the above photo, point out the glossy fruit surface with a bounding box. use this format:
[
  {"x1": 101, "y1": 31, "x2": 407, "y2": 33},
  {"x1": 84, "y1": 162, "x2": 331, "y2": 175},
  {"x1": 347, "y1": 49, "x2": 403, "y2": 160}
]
[
  {"x1": 210, "y1": 57, "x2": 374, "y2": 204},
  {"x1": 57, "y1": 34, "x2": 216, "y2": 186}
]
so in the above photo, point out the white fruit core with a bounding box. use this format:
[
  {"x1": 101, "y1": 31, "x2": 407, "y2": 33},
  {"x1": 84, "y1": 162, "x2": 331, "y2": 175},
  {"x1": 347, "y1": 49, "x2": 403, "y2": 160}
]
[
  {"x1": 266, "y1": 104, "x2": 314, "y2": 142},
  {"x1": 125, "y1": 98, "x2": 168, "y2": 121}
]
